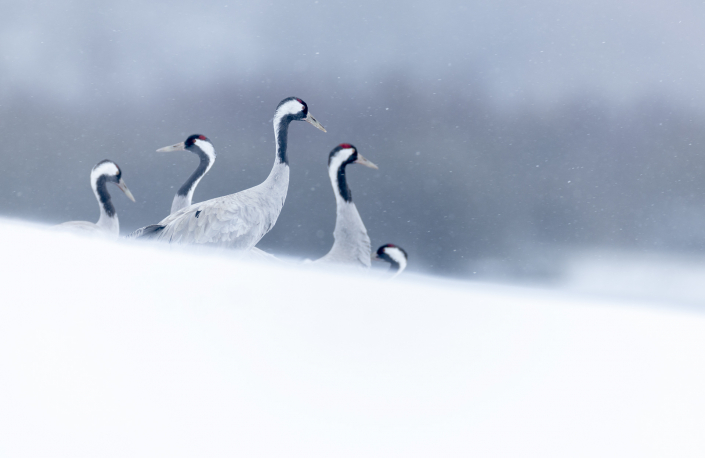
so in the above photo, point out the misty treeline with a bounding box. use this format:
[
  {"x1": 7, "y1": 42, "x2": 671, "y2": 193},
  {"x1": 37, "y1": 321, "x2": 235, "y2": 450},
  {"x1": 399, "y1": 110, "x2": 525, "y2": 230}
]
[{"x1": 1, "y1": 72, "x2": 704, "y2": 278}]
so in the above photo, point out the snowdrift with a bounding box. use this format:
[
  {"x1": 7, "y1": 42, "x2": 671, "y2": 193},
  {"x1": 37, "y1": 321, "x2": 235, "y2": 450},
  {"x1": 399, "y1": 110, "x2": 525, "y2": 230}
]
[{"x1": 1, "y1": 218, "x2": 704, "y2": 457}]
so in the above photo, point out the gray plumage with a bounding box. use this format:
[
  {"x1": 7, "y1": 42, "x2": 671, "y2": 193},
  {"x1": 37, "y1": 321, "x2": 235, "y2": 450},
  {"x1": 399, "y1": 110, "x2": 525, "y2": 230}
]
[
  {"x1": 55, "y1": 159, "x2": 135, "y2": 238},
  {"x1": 131, "y1": 97, "x2": 325, "y2": 249},
  {"x1": 138, "y1": 164, "x2": 288, "y2": 248},
  {"x1": 315, "y1": 144, "x2": 378, "y2": 268},
  {"x1": 127, "y1": 135, "x2": 215, "y2": 239}
]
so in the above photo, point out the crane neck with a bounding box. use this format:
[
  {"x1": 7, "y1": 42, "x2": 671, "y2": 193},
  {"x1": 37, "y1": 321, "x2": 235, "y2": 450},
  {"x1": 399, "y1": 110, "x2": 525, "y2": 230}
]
[
  {"x1": 273, "y1": 113, "x2": 295, "y2": 165},
  {"x1": 329, "y1": 160, "x2": 353, "y2": 204},
  {"x1": 171, "y1": 147, "x2": 215, "y2": 214},
  {"x1": 320, "y1": 186, "x2": 370, "y2": 268},
  {"x1": 92, "y1": 175, "x2": 119, "y2": 233}
]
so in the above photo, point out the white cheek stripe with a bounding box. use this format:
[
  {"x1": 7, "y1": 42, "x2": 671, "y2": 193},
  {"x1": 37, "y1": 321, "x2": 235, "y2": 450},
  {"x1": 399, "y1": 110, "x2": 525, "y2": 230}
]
[
  {"x1": 386, "y1": 247, "x2": 407, "y2": 270},
  {"x1": 327, "y1": 148, "x2": 354, "y2": 194},
  {"x1": 194, "y1": 139, "x2": 216, "y2": 161},
  {"x1": 90, "y1": 162, "x2": 119, "y2": 191},
  {"x1": 330, "y1": 148, "x2": 355, "y2": 169},
  {"x1": 273, "y1": 100, "x2": 304, "y2": 126}
]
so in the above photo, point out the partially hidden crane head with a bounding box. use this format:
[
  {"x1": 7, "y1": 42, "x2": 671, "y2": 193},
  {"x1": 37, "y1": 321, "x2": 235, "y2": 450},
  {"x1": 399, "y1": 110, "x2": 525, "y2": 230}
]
[
  {"x1": 90, "y1": 159, "x2": 136, "y2": 202},
  {"x1": 374, "y1": 244, "x2": 408, "y2": 276}
]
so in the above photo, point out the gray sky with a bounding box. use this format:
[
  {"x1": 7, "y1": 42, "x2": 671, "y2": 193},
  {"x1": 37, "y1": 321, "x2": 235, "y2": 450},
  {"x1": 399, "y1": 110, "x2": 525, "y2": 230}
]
[
  {"x1": 2, "y1": 0, "x2": 704, "y2": 107},
  {"x1": 2, "y1": 0, "x2": 705, "y2": 278}
]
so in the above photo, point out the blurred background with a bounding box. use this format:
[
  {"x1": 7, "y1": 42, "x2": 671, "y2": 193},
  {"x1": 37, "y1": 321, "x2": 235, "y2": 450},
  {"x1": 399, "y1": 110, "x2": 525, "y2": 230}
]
[{"x1": 2, "y1": 0, "x2": 704, "y2": 286}]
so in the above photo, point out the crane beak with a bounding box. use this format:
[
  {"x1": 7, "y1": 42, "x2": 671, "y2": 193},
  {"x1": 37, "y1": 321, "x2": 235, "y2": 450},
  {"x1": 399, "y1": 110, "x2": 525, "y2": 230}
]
[
  {"x1": 116, "y1": 178, "x2": 136, "y2": 202},
  {"x1": 354, "y1": 154, "x2": 378, "y2": 169},
  {"x1": 304, "y1": 113, "x2": 326, "y2": 132},
  {"x1": 156, "y1": 142, "x2": 186, "y2": 152}
]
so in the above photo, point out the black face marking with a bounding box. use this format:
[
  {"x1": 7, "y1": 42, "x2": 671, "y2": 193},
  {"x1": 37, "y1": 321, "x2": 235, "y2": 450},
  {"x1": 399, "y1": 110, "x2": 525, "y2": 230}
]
[
  {"x1": 195, "y1": 210, "x2": 201, "y2": 218},
  {"x1": 92, "y1": 160, "x2": 122, "y2": 218},
  {"x1": 185, "y1": 134, "x2": 208, "y2": 147},
  {"x1": 93, "y1": 161, "x2": 121, "y2": 183},
  {"x1": 277, "y1": 96, "x2": 306, "y2": 114},
  {"x1": 177, "y1": 137, "x2": 214, "y2": 197},
  {"x1": 94, "y1": 174, "x2": 116, "y2": 218},
  {"x1": 376, "y1": 244, "x2": 407, "y2": 272},
  {"x1": 276, "y1": 97, "x2": 307, "y2": 120},
  {"x1": 327, "y1": 144, "x2": 356, "y2": 166},
  {"x1": 274, "y1": 97, "x2": 307, "y2": 165},
  {"x1": 328, "y1": 144, "x2": 358, "y2": 203}
]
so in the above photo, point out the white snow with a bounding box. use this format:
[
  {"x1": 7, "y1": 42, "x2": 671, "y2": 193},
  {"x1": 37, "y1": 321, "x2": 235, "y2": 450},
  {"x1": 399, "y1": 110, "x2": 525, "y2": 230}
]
[
  {"x1": 1, "y1": 218, "x2": 705, "y2": 457},
  {"x1": 562, "y1": 249, "x2": 705, "y2": 307}
]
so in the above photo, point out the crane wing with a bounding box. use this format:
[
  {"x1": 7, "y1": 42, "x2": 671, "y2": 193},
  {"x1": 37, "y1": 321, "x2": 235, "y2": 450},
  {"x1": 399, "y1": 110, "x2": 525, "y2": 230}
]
[{"x1": 142, "y1": 188, "x2": 282, "y2": 250}]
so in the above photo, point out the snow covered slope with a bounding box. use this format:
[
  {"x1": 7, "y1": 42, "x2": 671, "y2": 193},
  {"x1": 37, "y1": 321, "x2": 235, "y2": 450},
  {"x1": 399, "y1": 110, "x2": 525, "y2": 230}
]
[
  {"x1": 1, "y1": 218, "x2": 704, "y2": 457},
  {"x1": 562, "y1": 249, "x2": 705, "y2": 307}
]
